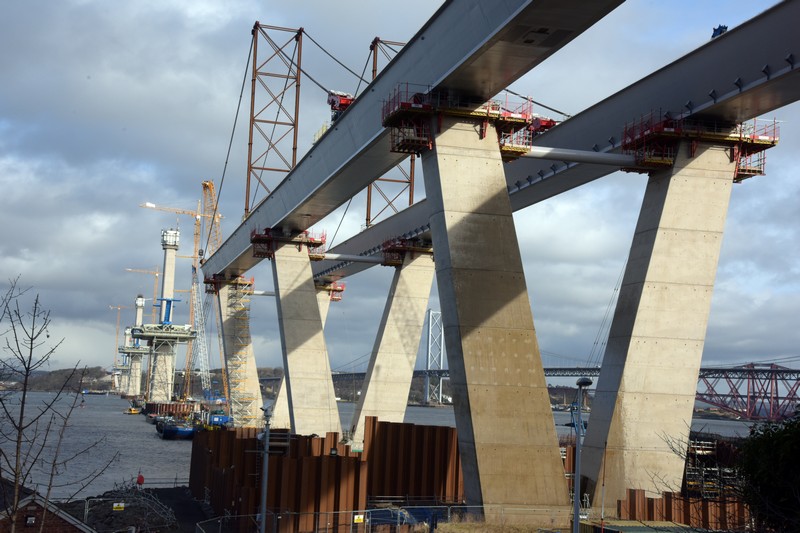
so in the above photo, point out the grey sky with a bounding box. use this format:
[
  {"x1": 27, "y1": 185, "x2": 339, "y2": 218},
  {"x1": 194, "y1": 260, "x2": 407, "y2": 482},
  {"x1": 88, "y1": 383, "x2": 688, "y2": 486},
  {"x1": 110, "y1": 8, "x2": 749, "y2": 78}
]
[{"x1": 1, "y1": 1, "x2": 797, "y2": 374}]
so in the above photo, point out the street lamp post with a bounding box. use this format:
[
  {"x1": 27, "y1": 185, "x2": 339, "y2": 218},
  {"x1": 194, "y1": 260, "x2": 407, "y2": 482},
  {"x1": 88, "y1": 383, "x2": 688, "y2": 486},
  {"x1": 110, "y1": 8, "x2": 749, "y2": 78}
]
[
  {"x1": 573, "y1": 376, "x2": 593, "y2": 533},
  {"x1": 259, "y1": 406, "x2": 272, "y2": 533}
]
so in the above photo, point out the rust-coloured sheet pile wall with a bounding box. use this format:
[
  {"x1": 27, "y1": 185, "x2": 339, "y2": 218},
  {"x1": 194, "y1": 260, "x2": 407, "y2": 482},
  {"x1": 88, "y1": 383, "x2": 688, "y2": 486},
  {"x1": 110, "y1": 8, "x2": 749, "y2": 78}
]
[
  {"x1": 190, "y1": 427, "x2": 366, "y2": 532},
  {"x1": 617, "y1": 489, "x2": 750, "y2": 529},
  {"x1": 362, "y1": 416, "x2": 463, "y2": 502},
  {"x1": 189, "y1": 416, "x2": 464, "y2": 531}
]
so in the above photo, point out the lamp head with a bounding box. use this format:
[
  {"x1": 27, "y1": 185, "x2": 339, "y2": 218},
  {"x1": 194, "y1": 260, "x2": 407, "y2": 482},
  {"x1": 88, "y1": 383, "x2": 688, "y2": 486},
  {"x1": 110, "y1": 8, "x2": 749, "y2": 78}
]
[{"x1": 576, "y1": 376, "x2": 593, "y2": 388}]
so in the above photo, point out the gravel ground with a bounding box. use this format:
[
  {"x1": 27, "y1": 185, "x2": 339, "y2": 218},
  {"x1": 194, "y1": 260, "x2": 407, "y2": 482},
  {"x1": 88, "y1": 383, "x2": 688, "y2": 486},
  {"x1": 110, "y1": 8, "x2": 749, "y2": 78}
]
[{"x1": 60, "y1": 485, "x2": 211, "y2": 532}]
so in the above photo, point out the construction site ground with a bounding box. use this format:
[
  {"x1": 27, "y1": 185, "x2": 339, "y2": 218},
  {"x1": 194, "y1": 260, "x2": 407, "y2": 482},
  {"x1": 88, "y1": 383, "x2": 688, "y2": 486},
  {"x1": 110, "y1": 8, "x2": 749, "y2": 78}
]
[{"x1": 60, "y1": 485, "x2": 211, "y2": 533}]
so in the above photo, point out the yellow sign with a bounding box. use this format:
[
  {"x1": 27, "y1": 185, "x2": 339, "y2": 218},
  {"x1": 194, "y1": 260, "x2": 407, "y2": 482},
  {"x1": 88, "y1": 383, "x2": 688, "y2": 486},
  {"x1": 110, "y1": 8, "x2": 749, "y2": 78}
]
[
  {"x1": 353, "y1": 515, "x2": 364, "y2": 524},
  {"x1": 113, "y1": 502, "x2": 125, "y2": 511}
]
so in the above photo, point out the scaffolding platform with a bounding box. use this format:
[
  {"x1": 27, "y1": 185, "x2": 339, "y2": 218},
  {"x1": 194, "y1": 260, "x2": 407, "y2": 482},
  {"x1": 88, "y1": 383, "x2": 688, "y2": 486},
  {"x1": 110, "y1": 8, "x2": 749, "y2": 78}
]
[
  {"x1": 119, "y1": 344, "x2": 150, "y2": 355},
  {"x1": 382, "y1": 83, "x2": 558, "y2": 159},
  {"x1": 250, "y1": 228, "x2": 327, "y2": 259},
  {"x1": 381, "y1": 237, "x2": 434, "y2": 266},
  {"x1": 315, "y1": 280, "x2": 346, "y2": 302},
  {"x1": 621, "y1": 112, "x2": 779, "y2": 181},
  {"x1": 131, "y1": 323, "x2": 196, "y2": 342}
]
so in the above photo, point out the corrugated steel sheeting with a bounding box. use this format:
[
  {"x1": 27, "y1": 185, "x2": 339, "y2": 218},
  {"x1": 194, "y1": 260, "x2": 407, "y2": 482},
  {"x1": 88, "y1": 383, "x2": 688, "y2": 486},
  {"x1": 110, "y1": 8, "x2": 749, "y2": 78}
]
[
  {"x1": 617, "y1": 489, "x2": 749, "y2": 530},
  {"x1": 189, "y1": 416, "x2": 464, "y2": 531}
]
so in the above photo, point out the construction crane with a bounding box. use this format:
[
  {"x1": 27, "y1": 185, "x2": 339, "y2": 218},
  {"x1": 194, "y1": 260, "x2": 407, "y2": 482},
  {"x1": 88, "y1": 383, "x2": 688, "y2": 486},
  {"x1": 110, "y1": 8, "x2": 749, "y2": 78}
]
[
  {"x1": 201, "y1": 181, "x2": 224, "y2": 264},
  {"x1": 140, "y1": 191, "x2": 223, "y2": 270},
  {"x1": 141, "y1": 181, "x2": 227, "y2": 403},
  {"x1": 125, "y1": 268, "x2": 160, "y2": 323},
  {"x1": 189, "y1": 265, "x2": 212, "y2": 398},
  {"x1": 141, "y1": 199, "x2": 203, "y2": 400},
  {"x1": 198, "y1": 181, "x2": 230, "y2": 408},
  {"x1": 201, "y1": 181, "x2": 230, "y2": 410}
]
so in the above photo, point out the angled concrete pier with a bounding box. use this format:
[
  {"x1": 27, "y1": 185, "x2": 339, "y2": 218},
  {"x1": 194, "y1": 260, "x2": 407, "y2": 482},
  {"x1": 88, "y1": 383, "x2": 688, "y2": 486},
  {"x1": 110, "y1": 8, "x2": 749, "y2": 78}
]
[
  {"x1": 270, "y1": 282, "x2": 337, "y2": 430},
  {"x1": 421, "y1": 115, "x2": 569, "y2": 514},
  {"x1": 348, "y1": 252, "x2": 435, "y2": 448},
  {"x1": 582, "y1": 142, "x2": 737, "y2": 508},
  {"x1": 271, "y1": 242, "x2": 342, "y2": 436}
]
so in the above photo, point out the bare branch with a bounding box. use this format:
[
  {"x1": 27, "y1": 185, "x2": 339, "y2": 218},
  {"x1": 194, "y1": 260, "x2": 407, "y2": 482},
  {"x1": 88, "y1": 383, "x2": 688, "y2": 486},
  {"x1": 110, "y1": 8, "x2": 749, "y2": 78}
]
[{"x1": 0, "y1": 281, "x2": 118, "y2": 531}]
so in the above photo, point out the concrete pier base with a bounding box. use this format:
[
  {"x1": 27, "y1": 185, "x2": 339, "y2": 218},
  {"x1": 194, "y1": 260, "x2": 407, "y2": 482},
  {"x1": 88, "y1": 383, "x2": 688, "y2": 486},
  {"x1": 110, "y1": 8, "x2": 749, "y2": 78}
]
[
  {"x1": 582, "y1": 142, "x2": 736, "y2": 510},
  {"x1": 129, "y1": 354, "x2": 143, "y2": 397},
  {"x1": 421, "y1": 115, "x2": 569, "y2": 521},
  {"x1": 269, "y1": 376, "x2": 291, "y2": 430},
  {"x1": 271, "y1": 242, "x2": 342, "y2": 436},
  {"x1": 148, "y1": 342, "x2": 175, "y2": 402},
  {"x1": 348, "y1": 252, "x2": 435, "y2": 448}
]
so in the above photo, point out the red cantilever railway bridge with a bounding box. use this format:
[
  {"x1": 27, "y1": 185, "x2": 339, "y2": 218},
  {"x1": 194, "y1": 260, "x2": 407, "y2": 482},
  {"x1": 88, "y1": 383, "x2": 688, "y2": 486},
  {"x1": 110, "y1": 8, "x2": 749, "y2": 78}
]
[
  {"x1": 324, "y1": 363, "x2": 800, "y2": 422},
  {"x1": 695, "y1": 364, "x2": 800, "y2": 422},
  {"x1": 528, "y1": 363, "x2": 799, "y2": 422}
]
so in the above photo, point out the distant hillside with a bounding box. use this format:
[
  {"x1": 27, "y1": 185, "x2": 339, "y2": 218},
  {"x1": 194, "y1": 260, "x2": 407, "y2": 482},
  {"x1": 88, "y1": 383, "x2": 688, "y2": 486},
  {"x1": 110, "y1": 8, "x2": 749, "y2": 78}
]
[{"x1": 1, "y1": 366, "x2": 111, "y2": 392}]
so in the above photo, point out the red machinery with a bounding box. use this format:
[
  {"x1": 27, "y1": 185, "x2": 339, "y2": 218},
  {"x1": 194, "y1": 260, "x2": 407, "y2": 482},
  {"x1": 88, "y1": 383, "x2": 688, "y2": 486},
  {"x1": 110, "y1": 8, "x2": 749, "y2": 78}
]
[{"x1": 328, "y1": 90, "x2": 354, "y2": 121}]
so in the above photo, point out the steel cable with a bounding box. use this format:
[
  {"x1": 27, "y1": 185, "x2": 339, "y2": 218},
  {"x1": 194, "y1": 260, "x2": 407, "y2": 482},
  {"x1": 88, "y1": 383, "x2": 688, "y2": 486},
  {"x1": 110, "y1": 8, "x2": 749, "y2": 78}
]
[
  {"x1": 204, "y1": 33, "x2": 254, "y2": 257},
  {"x1": 504, "y1": 87, "x2": 572, "y2": 119},
  {"x1": 302, "y1": 30, "x2": 369, "y2": 85}
]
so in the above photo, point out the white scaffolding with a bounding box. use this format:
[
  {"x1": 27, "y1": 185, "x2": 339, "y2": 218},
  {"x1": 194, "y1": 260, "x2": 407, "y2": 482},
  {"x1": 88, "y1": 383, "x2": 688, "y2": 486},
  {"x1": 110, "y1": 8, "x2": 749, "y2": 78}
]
[{"x1": 227, "y1": 278, "x2": 260, "y2": 427}]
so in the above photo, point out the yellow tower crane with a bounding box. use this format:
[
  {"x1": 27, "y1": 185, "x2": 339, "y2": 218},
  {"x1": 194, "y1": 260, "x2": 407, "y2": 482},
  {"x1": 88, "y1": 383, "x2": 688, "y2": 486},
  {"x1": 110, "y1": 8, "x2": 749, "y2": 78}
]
[
  {"x1": 200, "y1": 180, "x2": 230, "y2": 409},
  {"x1": 140, "y1": 181, "x2": 227, "y2": 403},
  {"x1": 200, "y1": 181, "x2": 224, "y2": 264}
]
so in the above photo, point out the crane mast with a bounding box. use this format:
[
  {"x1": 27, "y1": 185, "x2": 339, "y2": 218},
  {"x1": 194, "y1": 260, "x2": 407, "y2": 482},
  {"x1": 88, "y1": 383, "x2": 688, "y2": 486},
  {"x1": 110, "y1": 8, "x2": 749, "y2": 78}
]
[
  {"x1": 202, "y1": 180, "x2": 230, "y2": 409},
  {"x1": 190, "y1": 265, "x2": 212, "y2": 396}
]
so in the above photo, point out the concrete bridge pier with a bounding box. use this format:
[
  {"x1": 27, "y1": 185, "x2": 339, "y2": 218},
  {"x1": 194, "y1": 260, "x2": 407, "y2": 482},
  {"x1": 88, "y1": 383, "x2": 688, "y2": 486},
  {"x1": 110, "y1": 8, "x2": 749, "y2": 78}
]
[
  {"x1": 130, "y1": 296, "x2": 146, "y2": 397},
  {"x1": 148, "y1": 341, "x2": 176, "y2": 402},
  {"x1": 421, "y1": 115, "x2": 569, "y2": 523},
  {"x1": 270, "y1": 280, "x2": 338, "y2": 431},
  {"x1": 149, "y1": 230, "x2": 180, "y2": 402},
  {"x1": 348, "y1": 252, "x2": 435, "y2": 449},
  {"x1": 270, "y1": 241, "x2": 342, "y2": 436},
  {"x1": 129, "y1": 353, "x2": 143, "y2": 397},
  {"x1": 582, "y1": 141, "x2": 737, "y2": 511}
]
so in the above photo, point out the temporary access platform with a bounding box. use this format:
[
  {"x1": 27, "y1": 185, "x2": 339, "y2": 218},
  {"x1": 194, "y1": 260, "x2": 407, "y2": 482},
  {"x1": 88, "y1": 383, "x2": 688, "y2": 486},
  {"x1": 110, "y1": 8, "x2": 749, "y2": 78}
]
[{"x1": 381, "y1": 83, "x2": 557, "y2": 160}]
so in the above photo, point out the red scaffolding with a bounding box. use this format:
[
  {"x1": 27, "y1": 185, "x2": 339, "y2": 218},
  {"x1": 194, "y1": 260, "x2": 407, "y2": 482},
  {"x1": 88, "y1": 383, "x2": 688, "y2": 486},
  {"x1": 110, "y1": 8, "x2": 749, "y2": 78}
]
[
  {"x1": 621, "y1": 111, "x2": 779, "y2": 180},
  {"x1": 250, "y1": 228, "x2": 326, "y2": 259},
  {"x1": 381, "y1": 84, "x2": 558, "y2": 160}
]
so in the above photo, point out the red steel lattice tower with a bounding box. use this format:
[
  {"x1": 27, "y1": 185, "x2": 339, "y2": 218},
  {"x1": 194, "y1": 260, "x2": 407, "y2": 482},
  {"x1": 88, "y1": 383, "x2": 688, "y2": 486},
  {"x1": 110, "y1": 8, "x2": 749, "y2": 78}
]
[{"x1": 246, "y1": 23, "x2": 303, "y2": 218}]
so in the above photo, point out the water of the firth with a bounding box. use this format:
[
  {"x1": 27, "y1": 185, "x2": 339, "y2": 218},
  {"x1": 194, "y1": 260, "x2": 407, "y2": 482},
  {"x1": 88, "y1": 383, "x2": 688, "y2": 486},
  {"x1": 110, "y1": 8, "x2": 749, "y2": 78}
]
[{"x1": 4, "y1": 392, "x2": 754, "y2": 500}]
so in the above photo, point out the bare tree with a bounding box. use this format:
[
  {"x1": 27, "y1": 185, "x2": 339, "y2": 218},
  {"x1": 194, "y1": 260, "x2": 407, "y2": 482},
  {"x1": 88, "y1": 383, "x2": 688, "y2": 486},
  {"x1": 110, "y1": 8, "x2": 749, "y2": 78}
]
[{"x1": 0, "y1": 279, "x2": 119, "y2": 532}]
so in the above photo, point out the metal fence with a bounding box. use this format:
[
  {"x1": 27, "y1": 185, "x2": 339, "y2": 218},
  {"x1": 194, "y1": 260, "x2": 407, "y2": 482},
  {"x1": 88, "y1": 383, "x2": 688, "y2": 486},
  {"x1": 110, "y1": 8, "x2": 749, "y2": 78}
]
[
  {"x1": 140, "y1": 475, "x2": 190, "y2": 488},
  {"x1": 195, "y1": 504, "x2": 570, "y2": 532}
]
